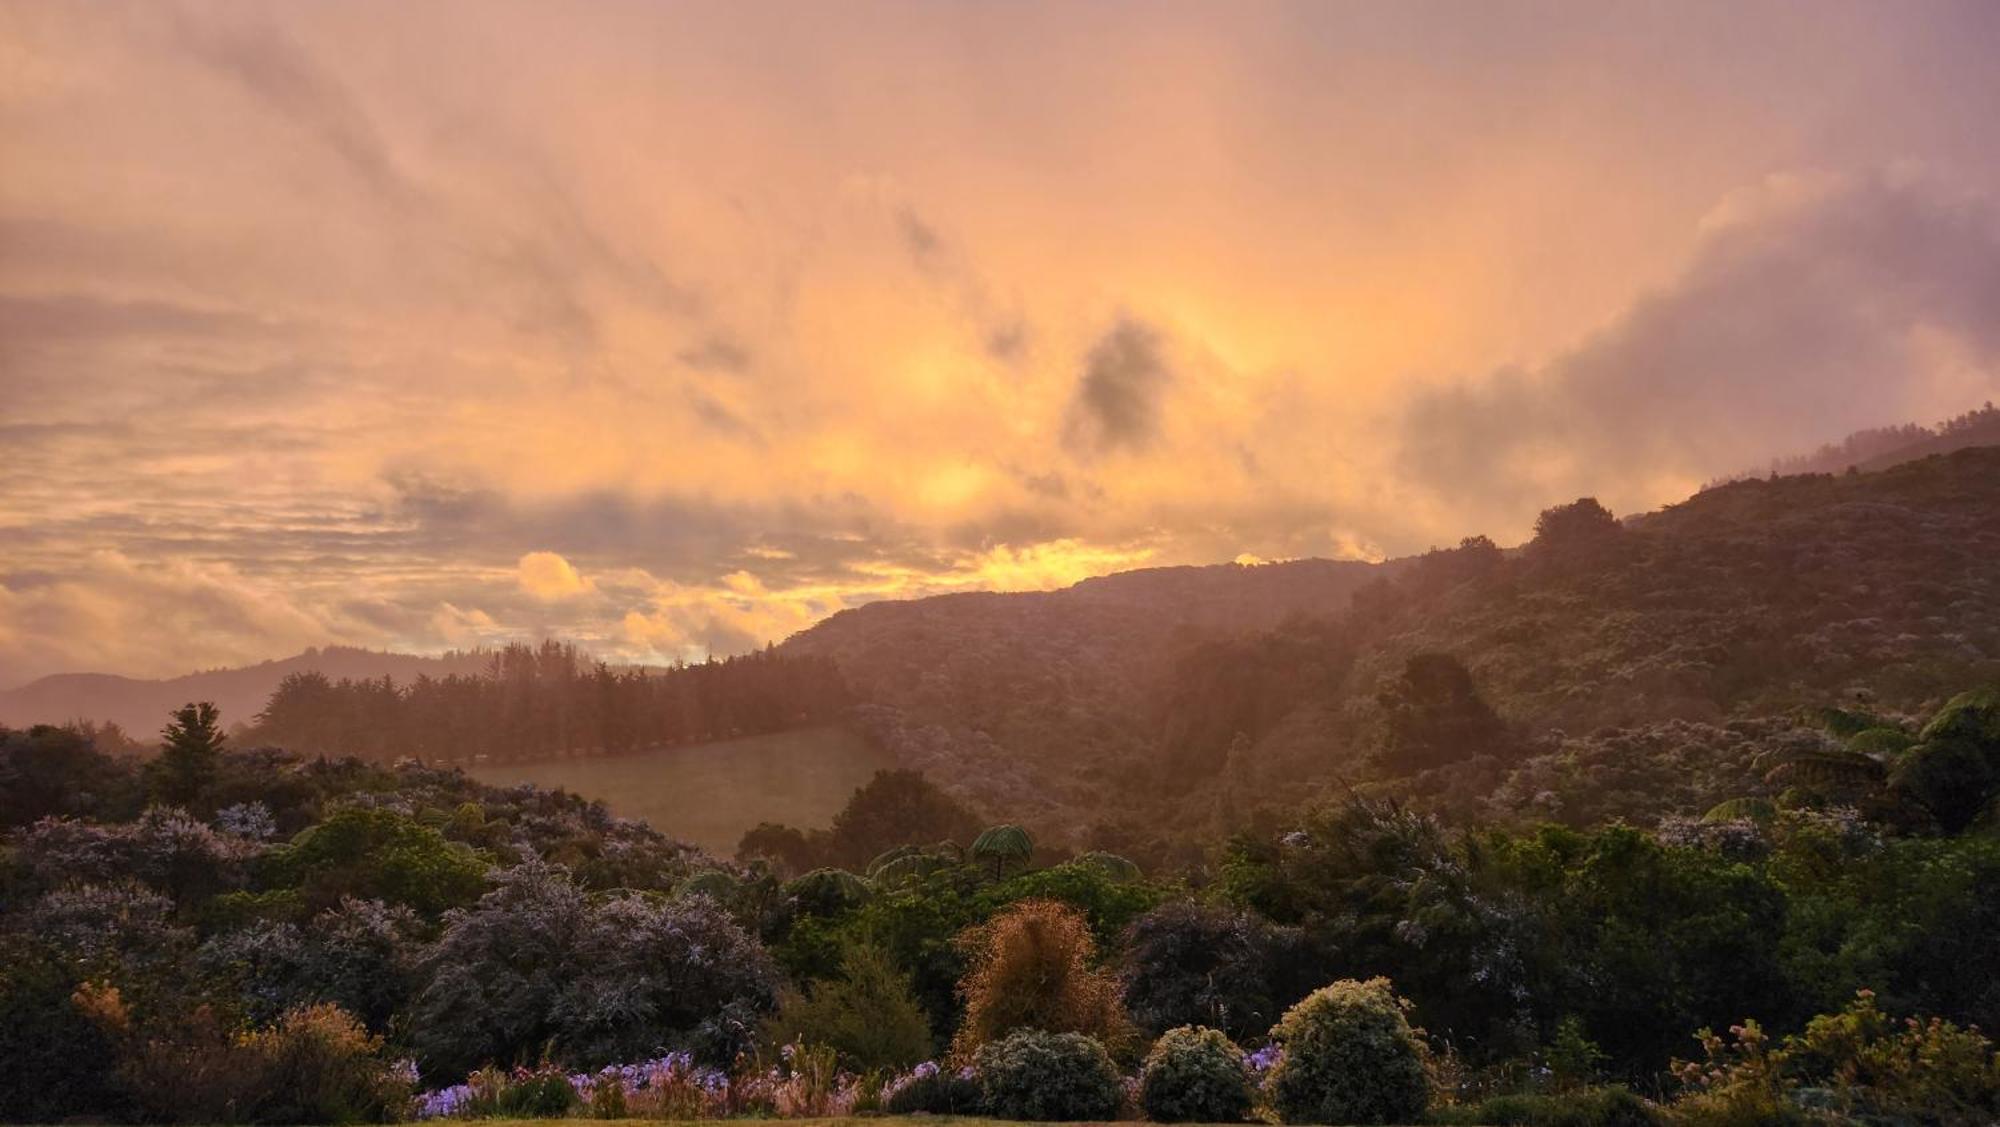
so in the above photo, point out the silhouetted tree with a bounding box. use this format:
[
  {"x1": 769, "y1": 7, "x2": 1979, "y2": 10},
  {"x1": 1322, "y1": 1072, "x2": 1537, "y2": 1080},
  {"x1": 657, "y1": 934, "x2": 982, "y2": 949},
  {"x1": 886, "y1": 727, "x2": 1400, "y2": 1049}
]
[
  {"x1": 151, "y1": 702, "x2": 225, "y2": 806},
  {"x1": 1374, "y1": 654, "x2": 1509, "y2": 773}
]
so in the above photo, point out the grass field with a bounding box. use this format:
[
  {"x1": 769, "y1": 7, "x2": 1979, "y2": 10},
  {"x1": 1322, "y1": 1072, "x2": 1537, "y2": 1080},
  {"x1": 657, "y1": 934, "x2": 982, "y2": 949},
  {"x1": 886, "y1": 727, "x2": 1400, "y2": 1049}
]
[
  {"x1": 465, "y1": 725, "x2": 895, "y2": 853},
  {"x1": 463, "y1": 1121, "x2": 1286, "y2": 1127}
]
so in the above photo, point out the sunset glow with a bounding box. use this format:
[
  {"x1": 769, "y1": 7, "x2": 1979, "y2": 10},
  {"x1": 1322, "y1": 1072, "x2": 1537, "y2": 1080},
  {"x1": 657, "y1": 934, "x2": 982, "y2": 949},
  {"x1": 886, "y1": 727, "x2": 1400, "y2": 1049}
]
[{"x1": 4, "y1": 1, "x2": 2000, "y2": 681}]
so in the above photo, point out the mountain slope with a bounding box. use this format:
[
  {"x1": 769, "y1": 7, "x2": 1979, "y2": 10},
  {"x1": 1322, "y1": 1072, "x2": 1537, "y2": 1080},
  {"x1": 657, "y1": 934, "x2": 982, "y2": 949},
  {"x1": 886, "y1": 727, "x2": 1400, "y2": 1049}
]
[{"x1": 782, "y1": 447, "x2": 2000, "y2": 844}]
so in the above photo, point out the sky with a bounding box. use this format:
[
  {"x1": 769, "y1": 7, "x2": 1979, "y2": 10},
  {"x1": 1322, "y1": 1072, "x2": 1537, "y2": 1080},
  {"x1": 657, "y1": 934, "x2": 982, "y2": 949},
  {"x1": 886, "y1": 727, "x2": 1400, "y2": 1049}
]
[{"x1": 4, "y1": 0, "x2": 2000, "y2": 684}]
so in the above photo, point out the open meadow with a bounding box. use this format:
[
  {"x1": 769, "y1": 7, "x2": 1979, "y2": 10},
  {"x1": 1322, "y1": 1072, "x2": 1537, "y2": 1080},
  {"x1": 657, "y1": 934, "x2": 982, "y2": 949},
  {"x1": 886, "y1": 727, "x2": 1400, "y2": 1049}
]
[{"x1": 464, "y1": 725, "x2": 893, "y2": 854}]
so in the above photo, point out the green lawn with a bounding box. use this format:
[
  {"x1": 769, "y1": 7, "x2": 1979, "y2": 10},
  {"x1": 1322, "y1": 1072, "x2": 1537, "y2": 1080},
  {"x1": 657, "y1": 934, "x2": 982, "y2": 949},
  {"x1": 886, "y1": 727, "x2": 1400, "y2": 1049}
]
[
  {"x1": 464, "y1": 1121, "x2": 1300, "y2": 1127},
  {"x1": 464, "y1": 725, "x2": 894, "y2": 853}
]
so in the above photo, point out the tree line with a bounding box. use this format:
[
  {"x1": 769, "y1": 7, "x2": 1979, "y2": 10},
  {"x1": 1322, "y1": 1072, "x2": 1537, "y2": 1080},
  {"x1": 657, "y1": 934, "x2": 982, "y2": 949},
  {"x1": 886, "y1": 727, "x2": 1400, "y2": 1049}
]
[{"x1": 248, "y1": 641, "x2": 851, "y2": 763}]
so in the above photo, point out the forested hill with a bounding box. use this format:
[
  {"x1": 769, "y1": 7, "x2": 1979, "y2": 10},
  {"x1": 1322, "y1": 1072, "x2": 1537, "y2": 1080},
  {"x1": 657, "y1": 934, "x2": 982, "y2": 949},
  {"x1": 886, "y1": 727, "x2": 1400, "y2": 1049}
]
[
  {"x1": 0, "y1": 646, "x2": 498, "y2": 740},
  {"x1": 780, "y1": 445, "x2": 2000, "y2": 849},
  {"x1": 11, "y1": 446, "x2": 1999, "y2": 859}
]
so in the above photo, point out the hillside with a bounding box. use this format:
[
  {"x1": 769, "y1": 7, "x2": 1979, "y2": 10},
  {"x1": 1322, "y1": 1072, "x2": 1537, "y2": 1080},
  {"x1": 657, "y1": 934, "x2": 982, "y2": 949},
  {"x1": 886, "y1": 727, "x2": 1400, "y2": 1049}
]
[
  {"x1": 1722, "y1": 402, "x2": 2000, "y2": 481},
  {"x1": 781, "y1": 446, "x2": 2000, "y2": 847},
  {"x1": 11, "y1": 448, "x2": 1999, "y2": 858},
  {"x1": 0, "y1": 646, "x2": 499, "y2": 738}
]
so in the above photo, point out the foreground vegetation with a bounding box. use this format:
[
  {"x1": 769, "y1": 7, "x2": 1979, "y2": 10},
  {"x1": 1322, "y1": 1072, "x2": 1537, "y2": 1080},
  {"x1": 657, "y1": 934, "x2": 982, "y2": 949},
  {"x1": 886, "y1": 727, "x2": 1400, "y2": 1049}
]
[{"x1": 4, "y1": 672, "x2": 1998, "y2": 1125}]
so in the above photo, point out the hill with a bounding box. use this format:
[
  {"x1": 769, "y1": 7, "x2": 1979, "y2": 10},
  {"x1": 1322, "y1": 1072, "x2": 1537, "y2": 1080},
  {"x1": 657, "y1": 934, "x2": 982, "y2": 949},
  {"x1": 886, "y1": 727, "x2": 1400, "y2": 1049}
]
[
  {"x1": 11, "y1": 446, "x2": 1999, "y2": 861},
  {"x1": 0, "y1": 646, "x2": 499, "y2": 738},
  {"x1": 1719, "y1": 401, "x2": 2000, "y2": 481},
  {"x1": 780, "y1": 446, "x2": 2000, "y2": 849}
]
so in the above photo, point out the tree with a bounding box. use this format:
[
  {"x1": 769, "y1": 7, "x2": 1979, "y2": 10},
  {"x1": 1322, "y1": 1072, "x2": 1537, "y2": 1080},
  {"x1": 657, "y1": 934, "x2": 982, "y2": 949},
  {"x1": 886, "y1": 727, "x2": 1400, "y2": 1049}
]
[
  {"x1": 1531, "y1": 496, "x2": 1621, "y2": 554},
  {"x1": 971, "y1": 824, "x2": 1034, "y2": 878},
  {"x1": 1121, "y1": 900, "x2": 1310, "y2": 1043},
  {"x1": 260, "y1": 806, "x2": 489, "y2": 916},
  {"x1": 1374, "y1": 653, "x2": 1510, "y2": 773},
  {"x1": 826, "y1": 769, "x2": 982, "y2": 868},
  {"x1": 151, "y1": 702, "x2": 224, "y2": 806},
  {"x1": 1891, "y1": 686, "x2": 2000, "y2": 833}
]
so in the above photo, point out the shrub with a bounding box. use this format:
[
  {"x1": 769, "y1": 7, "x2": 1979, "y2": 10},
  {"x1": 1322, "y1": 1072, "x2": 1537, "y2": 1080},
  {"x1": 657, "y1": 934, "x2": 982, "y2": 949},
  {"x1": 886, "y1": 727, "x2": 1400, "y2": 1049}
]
[
  {"x1": 882, "y1": 1061, "x2": 983, "y2": 1115},
  {"x1": 465, "y1": 1063, "x2": 581, "y2": 1118},
  {"x1": 1434, "y1": 1086, "x2": 1662, "y2": 1127},
  {"x1": 1780, "y1": 990, "x2": 1998, "y2": 1125},
  {"x1": 0, "y1": 934, "x2": 126, "y2": 1121},
  {"x1": 407, "y1": 861, "x2": 779, "y2": 1075},
  {"x1": 953, "y1": 898, "x2": 1133, "y2": 1057},
  {"x1": 1122, "y1": 900, "x2": 1312, "y2": 1043},
  {"x1": 759, "y1": 943, "x2": 933, "y2": 1071},
  {"x1": 1139, "y1": 1025, "x2": 1255, "y2": 1123},
  {"x1": 1267, "y1": 977, "x2": 1430, "y2": 1125},
  {"x1": 260, "y1": 806, "x2": 488, "y2": 916},
  {"x1": 237, "y1": 1003, "x2": 413, "y2": 1123},
  {"x1": 973, "y1": 1028, "x2": 1123, "y2": 1121}
]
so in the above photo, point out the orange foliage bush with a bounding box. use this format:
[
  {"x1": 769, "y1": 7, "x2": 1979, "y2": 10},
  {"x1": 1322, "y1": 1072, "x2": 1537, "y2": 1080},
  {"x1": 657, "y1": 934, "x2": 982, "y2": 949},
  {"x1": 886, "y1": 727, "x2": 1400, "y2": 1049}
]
[{"x1": 951, "y1": 898, "x2": 1134, "y2": 1059}]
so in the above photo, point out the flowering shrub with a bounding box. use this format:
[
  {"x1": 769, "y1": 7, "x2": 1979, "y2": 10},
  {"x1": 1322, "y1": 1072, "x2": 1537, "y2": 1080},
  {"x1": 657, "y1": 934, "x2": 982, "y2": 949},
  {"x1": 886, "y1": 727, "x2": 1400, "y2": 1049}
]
[
  {"x1": 1267, "y1": 977, "x2": 1431, "y2": 1125},
  {"x1": 882, "y1": 1060, "x2": 982, "y2": 1115},
  {"x1": 1139, "y1": 1025, "x2": 1255, "y2": 1122},
  {"x1": 413, "y1": 1043, "x2": 871, "y2": 1121},
  {"x1": 407, "y1": 861, "x2": 778, "y2": 1076},
  {"x1": 1670, "y1": 991, "x2": 2000, "y2": 1126},
  {"x1": 973, "y1": 1028, "x2": 1123, "y2": 1121}
]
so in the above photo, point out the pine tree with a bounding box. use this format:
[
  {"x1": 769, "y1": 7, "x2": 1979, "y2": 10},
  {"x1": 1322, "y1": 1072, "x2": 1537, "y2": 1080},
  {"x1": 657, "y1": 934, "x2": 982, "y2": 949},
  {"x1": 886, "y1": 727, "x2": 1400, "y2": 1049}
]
[{"x1": 153, "y1": 701, "x2": 225, "y2": 806}]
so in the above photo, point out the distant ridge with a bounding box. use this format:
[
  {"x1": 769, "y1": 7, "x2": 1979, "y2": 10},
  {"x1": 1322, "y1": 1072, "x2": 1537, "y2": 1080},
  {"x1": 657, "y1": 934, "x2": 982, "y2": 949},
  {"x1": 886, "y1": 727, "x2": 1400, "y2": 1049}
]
[
  {"x1": 1711, "y1": 401, "x2": 2000, "y2": 486},
  {"x1": 0, "y1": 646, "x2": 497, "y2": 737}
]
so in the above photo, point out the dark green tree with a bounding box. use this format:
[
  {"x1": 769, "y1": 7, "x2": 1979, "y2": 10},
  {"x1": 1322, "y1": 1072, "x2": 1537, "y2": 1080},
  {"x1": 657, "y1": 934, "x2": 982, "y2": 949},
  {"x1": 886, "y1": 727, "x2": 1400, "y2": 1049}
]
[
  {"x1": 151, "y1": 701, "x2": 225, "y2": 806},
  {"x1": 1374, "y1": 653, "x2": 1510, "y2": 773}
]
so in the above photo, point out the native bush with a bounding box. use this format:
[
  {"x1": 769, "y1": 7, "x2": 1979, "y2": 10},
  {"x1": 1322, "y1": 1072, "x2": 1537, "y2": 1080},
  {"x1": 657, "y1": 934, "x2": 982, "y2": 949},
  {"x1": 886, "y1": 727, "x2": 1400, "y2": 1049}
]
[
  {"x1": 1267, "y1": 977, "x2": 1430, "y2": 1125},
  {"x1": 1139, "y1": 1025, "x2": 1255, "y2": 1123},
  {"x1": 1434, "y1": 1086, "x2": 1663, "y2": 1127},
  {"x1": 260, "y1": 805, "x2": 488, "y2": 916},
  {"x1": 236, "y1": 1002, "x2": 414, "y2": 1123},
  {"x1": 882, "y1": 1061, "x2": 982, "y2": 1114},
  {"x1": 0, "y1": 932, "x2": 127, "y2": 1121},
  {"x1": 1122, "y1": 899, "x2": 1312, "y2": 1042},
  {"x1": 952, "y1": 898, "x2": 1132, "y2": 1057},
  {"x1": 973, "y1": 1028, "x2": 1123, "y2": 1121},
  {"x1": 407, "y1": 860, "x2": 778, "y2": 1075},
  {"x1": 759, "y1": 943, "x2": 932, "y2": 1071}
]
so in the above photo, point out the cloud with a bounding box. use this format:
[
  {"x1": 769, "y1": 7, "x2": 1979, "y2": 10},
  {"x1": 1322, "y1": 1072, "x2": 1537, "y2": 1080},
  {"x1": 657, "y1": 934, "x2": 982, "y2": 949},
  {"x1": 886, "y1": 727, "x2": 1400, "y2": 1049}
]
[
  {"x1": 517, "y1": 551, "x2": 596, "y2": 600},
  {"x1": 1397, "y1": 171, "x2": 2000, "y2": 525},
  {"x1": 1064, "y1": 317, "x2": 1174, "y2": 455},
  {"x1": 0, "y1": 551, "x2": 374, "y2": 686},
  {"x1": 173, "y1": 15, "x2": 416, "y2": 208}
]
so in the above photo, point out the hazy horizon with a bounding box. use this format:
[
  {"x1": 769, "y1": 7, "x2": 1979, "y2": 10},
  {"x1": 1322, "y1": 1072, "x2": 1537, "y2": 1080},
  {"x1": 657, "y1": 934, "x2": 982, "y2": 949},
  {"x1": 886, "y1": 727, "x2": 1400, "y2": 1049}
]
[{"x1": 7, "y1": 0, "x2": 2000, "y2": 685}]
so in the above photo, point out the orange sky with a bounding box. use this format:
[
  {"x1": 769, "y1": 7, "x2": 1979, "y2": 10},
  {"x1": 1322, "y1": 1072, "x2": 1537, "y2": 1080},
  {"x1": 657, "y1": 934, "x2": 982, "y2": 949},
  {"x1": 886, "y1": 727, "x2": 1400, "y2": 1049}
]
[{"x1": 4, "y1": 0, "x2": 2000, "y2": 682}]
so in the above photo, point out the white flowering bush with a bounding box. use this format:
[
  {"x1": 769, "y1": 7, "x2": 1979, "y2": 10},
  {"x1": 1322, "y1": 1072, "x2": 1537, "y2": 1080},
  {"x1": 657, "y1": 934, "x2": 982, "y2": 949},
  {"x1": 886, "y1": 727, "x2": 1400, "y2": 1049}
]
[
  {"x1": 1139, "y1": 1025, "x2": 1255, "y2": 1122},
  {"x1": 973, "y1": 1029, "x2": 1123, "y2": 1121},
  {"x1": 1267, "y1": 978, "x2": 1430, "y2": 1125}
]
